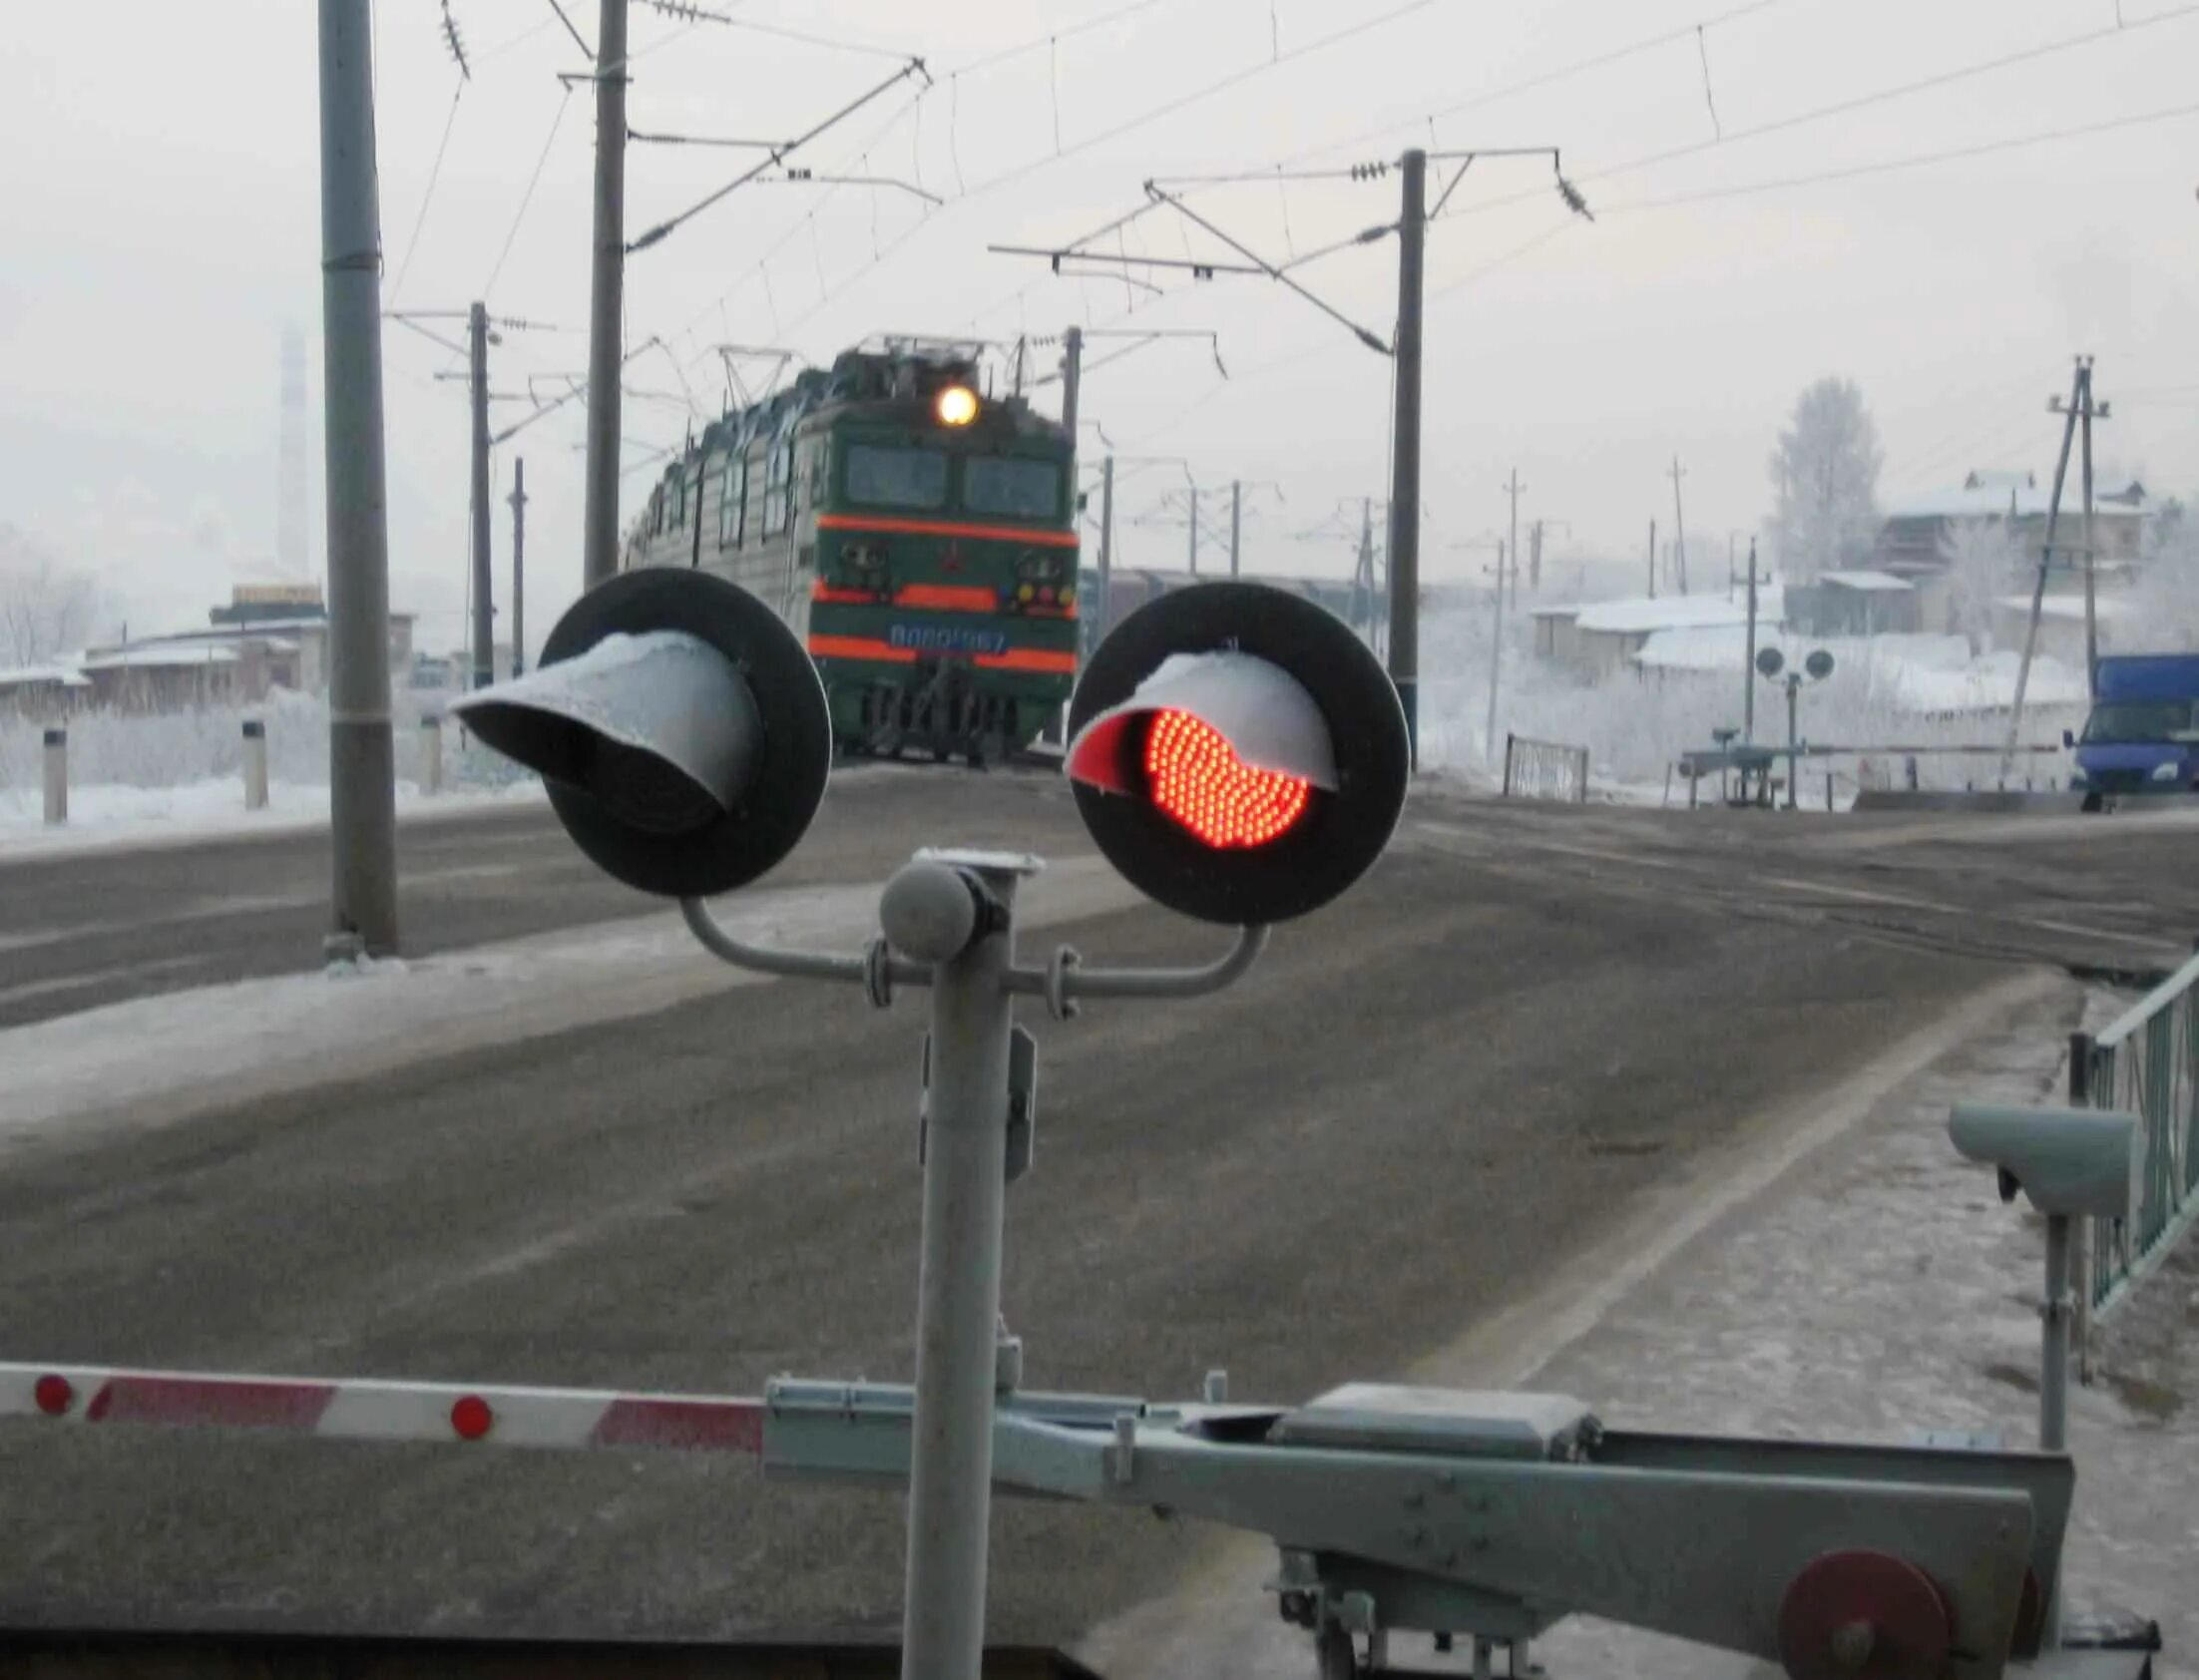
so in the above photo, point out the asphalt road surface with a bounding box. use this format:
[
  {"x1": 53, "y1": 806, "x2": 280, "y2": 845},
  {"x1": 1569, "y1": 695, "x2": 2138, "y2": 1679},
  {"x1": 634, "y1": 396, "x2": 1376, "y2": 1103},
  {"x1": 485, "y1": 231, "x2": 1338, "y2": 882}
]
[{"x1": 1, "y1": 778, "x2": 2195, "y2": 1652}]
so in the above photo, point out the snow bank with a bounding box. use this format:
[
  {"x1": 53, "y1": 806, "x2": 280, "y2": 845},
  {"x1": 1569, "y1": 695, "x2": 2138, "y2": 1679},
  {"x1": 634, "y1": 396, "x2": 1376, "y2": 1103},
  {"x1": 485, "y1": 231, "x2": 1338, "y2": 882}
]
[
  {"x1": 1419, "y1": 599, "x2": 2087, "y2": 801},
  {"x1": 0, "y1": 690, "x2": 544, "y2": 856},
  {"x1": 0, "y1": 776, "x2": 548, "y2": 860}
]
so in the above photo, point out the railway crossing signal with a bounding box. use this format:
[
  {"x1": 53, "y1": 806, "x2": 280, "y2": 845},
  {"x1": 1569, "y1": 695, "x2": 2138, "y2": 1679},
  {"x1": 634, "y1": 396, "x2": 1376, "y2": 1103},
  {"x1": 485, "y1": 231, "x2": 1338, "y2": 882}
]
[{"x1": 1067, "y1": 583, "x2": 1409, "y2": 925}]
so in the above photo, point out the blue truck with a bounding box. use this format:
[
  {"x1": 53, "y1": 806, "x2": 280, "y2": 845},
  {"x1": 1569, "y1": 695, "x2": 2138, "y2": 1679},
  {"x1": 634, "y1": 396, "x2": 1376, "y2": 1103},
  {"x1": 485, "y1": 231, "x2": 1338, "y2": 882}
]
[{"x1": 2069, "y1": 652, "x2": 2199, "y2": 807}]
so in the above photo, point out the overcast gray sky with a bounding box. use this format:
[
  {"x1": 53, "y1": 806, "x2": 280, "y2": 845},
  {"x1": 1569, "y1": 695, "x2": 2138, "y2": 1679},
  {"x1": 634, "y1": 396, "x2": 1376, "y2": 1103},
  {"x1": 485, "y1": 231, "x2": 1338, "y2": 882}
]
[{"x1": 3, "y1": 0, "x2": 2194, "y2": 652}]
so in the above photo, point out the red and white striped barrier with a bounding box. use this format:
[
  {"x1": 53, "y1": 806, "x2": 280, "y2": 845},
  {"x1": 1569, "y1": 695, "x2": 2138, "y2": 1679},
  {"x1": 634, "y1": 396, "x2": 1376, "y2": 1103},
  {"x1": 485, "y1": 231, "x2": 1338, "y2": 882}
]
[{"x1": 0, "y1": 1363, "x2": 764, "y2": 1456}]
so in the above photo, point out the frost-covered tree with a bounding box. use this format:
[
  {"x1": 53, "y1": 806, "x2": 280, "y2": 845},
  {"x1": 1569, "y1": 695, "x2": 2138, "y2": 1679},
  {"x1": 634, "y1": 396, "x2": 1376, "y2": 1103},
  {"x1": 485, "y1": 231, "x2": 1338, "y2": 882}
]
[
  {"x1": 2129, "y1": 494, "x2": 2199, "y2": 648},
  {"x1": 1768, "y1": 377, "x2": 1884, "y2": 584},
  {"x1": 1938, "y1": 517, "x2": 2019, "y2": 655},
  {"x1": 0, "y1": 526, "x2": 107, "y2": 666}
]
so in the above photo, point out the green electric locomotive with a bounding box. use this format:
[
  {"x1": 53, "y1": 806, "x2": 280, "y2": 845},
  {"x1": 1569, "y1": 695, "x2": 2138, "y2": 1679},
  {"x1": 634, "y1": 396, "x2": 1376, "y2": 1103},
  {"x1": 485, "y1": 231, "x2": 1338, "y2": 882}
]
[{"x1": 621, "y1": 339, "x2": 1079, "y2": 765}]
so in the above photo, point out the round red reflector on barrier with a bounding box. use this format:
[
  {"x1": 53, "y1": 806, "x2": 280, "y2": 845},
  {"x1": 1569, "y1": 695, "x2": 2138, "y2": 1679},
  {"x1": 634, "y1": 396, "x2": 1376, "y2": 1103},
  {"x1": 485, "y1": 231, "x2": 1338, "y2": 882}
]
[
  {"x1": 1143, "y1": 710, "x2": 1311, "y2": 849},
  {"x1": 450, "y1": 1395, "x2": 495, "y2": 1441},
  {"x1": 34, "y1": 1375, "x2": 73, "y2": 1416}
]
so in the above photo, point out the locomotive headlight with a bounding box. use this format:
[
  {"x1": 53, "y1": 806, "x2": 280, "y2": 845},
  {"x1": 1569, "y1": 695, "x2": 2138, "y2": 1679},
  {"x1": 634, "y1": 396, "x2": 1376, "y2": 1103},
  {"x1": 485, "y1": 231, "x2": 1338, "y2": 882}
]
[{"x1": 935, "y1": 385, "x2": 980, "y2": 427}]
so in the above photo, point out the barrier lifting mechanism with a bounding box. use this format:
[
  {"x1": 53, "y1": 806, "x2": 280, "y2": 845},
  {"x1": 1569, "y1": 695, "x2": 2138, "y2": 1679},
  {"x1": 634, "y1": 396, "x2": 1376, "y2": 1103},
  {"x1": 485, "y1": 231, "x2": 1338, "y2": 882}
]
[{"x1": 0, "y1": 571, "x2": 2159, "y2": 1680}]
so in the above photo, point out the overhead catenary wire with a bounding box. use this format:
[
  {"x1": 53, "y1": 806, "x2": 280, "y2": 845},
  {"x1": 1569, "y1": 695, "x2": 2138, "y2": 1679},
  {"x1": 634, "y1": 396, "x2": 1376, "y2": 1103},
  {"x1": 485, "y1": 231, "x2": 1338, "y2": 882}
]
[
  {"x1": 482, "y1": 85, "x2": 575, "y2": 297},
  {"x1": 640, "y1": 0, "x2": 921, "y2": 63},
  {"x1": 1279, "y1": 0, "x2": 1795, "y2": 169},
  {"x1": 1598, "y1": 95, "x2": 2199, "y2": 214},
  {"x1": 387, "y1": 80, "x2": 464, "y2": 307},
  {"x1": 628, "y1": 58, "x2": 930, "y2": 253},
  {"x1": 1425, "y1": 2, "x2": 2199, "y2": 227},
  {"x1": 653, "y1": 0, "x2": 1436, "y2": 369}
]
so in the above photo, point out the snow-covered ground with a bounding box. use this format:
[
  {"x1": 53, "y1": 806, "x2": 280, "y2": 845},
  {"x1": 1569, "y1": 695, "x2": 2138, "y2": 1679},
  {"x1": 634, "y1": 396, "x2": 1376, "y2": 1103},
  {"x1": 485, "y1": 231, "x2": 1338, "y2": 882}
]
[
  {"x1": 1081, "y1": 970, "x2": 2199, "y2": 1679},
  {"x1": 0, "y1": 853, "x2": 1137, "y2": 1151}
]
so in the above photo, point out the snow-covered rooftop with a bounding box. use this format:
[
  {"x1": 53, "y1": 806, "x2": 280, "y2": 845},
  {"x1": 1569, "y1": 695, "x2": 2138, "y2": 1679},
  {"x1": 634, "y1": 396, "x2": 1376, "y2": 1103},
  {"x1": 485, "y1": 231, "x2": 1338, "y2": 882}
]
[
  {"x1": 78, "y1": 645, "x2": 241, "y2": 671},
  {"x1": 1819, "y1": 569, "x2": 1913, "y2": 592},
  {"x1": 1993, "y1": 592, "x2": 2142, "y2": 624},
  {"x1": 1888, "y1": 649, "x2": 2090, "y2": 714},
  {"x1": 0, "y1": 663, "x2": 92, "y2": 688},
  {"x1": 1574, "y1": 588, "x2": 1786, "y2": 636},
  {"x1": 1885, "y1": 481, "x2": 2147, "y2": 522}
]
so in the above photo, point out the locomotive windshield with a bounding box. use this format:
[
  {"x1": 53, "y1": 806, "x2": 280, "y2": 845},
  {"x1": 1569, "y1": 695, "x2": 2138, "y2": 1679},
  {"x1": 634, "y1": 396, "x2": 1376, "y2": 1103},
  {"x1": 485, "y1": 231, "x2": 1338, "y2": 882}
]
[
  {"x1": 962, "y1": 457, "x2": 1062, "y2": 520},
  {"x1": 846, "y1": 444, "x2": 949, "y2": 510}
]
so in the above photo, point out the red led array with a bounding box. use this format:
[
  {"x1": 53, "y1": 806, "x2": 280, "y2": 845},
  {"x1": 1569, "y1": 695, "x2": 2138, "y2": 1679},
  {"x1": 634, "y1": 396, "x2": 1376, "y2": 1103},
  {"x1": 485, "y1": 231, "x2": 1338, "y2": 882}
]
[{"x1": 1142, "y1": 709, "x2": 1311, "y2": 849}]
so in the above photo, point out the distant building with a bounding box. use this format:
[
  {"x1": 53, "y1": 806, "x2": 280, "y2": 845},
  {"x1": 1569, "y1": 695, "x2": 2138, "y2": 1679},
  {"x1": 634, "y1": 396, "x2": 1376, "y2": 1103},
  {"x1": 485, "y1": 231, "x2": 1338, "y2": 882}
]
[
  {"x1": 1786, "y1": 570, "x2": 1920, "y2": 637},
  {"x1": 53, "y1": 586, "x2": 421, "y2": 714},
  {"x1": 0, "y1": 661, "x2": 93, "y2": 719},
  {"x1": 1539, "y1": 589, "x2": 1787, "y2": 679},
  {"x1": 1873, "y1": 470, "x2": 2149, "y2": 581}
]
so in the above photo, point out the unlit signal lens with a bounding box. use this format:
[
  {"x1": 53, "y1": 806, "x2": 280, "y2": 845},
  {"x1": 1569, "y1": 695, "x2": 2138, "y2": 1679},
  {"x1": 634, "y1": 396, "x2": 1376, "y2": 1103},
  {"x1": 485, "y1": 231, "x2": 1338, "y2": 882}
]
[{"x1": 1142, "y1": 709, "x2": 1310, "y2": 849}]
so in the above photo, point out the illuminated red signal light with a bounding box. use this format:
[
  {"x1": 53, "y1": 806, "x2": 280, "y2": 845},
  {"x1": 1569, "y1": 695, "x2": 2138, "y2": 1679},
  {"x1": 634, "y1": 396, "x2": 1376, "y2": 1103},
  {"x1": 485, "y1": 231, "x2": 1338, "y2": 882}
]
[{"x1": 1143, "y1": 710, "x2": 1309, "y2": 848}]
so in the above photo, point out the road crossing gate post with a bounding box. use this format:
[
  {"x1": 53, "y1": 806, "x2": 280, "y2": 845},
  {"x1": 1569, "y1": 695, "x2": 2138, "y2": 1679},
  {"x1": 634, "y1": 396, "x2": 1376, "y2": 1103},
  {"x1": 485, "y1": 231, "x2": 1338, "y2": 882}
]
[
  {"x1": 420, "y1": 714, "x2": 443, "y2": 795},
  {"x1": 242, "y1": 718, "x2": 269, "y2": 811},
  {"x1": 43, "y1": 726, "x2": 65, "y2": 825}
]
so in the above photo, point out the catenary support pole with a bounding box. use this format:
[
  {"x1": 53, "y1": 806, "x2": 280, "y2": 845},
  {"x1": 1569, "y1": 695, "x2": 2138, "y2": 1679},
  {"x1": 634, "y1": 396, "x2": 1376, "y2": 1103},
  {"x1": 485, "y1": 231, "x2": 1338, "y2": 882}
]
[
  {"x1": 582, "y1": 0, "x2": 629, "y2": 592},
  {"x1": 898, "y1": 860, "x2": 1027, "y2": 1680},
  {"x1": 1647, "y1": 517, "x2": 1656, "y2": 599},
  {"x1": 469, "y1": 302, "x2": 495, "y2": 691},
  {"x1": 1386, "y1": 148, "x2": 1427, "y2": 767},
  {"x1": 1096, "y1": 456, "x2": 1113, "y2": 642},
  {"x1": 316, "y1": 0, "x2": 398, "y2": 956},
  {"x1": 1058, "y1": 325, "x2": 1082, "y2": 447},
  {"x1": 1504, "y1": 470, "x2": 1524, "y2": 610},
  {"x1": 509, "y1": 457, "x2": 527, "y2": 676}
]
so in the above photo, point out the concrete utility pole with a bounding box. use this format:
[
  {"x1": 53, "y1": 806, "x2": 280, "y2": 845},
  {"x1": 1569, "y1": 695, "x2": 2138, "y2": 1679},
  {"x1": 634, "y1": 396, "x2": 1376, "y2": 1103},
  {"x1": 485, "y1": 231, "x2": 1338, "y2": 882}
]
[
  {"x1": 1358, "y1": 497, "x2": 1376, "y2": 631},
  {"x1": 1647, "y1": 518, "x2": 1657, "y2": 600},
  {"x1": 316, "y1": 0, "x2": 398, "y2": 957},
  {"x1": 1230, "y1": 479, "x2": 1242, "y2": 578},
  {"x1": 508, "y1": 457, "x2": 527, "y2": 677},
  {"x1": 1095, "y1": 456, "x2": 1114, "y2": 643},
  {"x1": 1187, "y1": 485, "x2": 1199, "y2": 576},
  {"x1": 1504, "y1": 470, "x2": 1525, "y2": 610},
  {"x1": 1668, "y1": 456, "x2": 1689, "y2": 595},
  {"x1": 1058, "y1": 325, "x2": 1083, "y2": 447},
  {"x1": 1530, "y1": 519, "x2": 1544, "y2": 595},
  {"x1": 581, "y1": 0, "x2": 628, "y2": 592},
  {"x1": 1386, "y1": 148, "x2": 1427, "y2": 767},
  {"x1": 468, "y1": 302, "x2": 495, "y2": 691},
  {"x1": 2079, "y1": 371, "x2": 2099, "y2": 695},
  {"x1": 1744, "y1": 537, "x2": 1763, "y2": 743},
  {"x1": 1484, "y1": 540, "x2": 1507, "y2": 761},
  {"x1": 2005, "y1": 357, "x2": 2090, "y2": 770}
]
